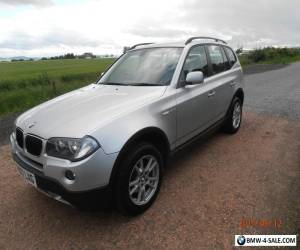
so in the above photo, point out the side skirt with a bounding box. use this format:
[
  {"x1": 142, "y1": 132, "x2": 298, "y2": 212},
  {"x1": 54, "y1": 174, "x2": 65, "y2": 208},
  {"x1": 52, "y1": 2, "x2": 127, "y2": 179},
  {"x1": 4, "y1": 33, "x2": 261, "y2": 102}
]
[{"x1": 171, "y1": 117, "x2": 226, "y2": 155}]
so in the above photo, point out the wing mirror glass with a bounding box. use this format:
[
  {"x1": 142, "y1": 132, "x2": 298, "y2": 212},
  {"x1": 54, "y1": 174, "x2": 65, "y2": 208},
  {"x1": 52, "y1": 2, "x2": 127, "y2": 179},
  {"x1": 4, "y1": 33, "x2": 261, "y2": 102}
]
[{"x1": 185, "y1": 71, "x2": 204, "y2": 85}]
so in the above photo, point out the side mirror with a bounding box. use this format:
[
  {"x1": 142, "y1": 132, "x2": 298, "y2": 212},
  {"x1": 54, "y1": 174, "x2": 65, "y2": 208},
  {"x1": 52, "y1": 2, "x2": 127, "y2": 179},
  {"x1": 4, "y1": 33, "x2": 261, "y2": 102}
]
[
  {"x1": 101, "y1": 72, "x2": 104, "y2": 77},
  {"x1": 185, "y1": 71, "x2": 204, "y2": 85}
]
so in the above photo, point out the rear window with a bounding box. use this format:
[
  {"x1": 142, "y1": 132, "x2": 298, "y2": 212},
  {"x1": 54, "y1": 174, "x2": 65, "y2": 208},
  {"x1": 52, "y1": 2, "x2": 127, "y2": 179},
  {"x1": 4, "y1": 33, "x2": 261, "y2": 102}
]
[
  {"x1": 224, "y1": 47, "x2": 237, "y2": 66},
  {"x1": 221, "y1": 47, "x2": 231, "y2": 70}
]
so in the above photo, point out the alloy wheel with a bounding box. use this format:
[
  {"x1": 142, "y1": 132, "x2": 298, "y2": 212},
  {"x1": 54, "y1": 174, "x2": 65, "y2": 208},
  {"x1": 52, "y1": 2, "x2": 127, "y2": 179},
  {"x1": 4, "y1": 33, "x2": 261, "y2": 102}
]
[
  {"x1": 232, "y1": 102, "x2": 241, "y2": 129},
  {"x1": 128, "y1": 155, "x2": 160, "y2": 206}
]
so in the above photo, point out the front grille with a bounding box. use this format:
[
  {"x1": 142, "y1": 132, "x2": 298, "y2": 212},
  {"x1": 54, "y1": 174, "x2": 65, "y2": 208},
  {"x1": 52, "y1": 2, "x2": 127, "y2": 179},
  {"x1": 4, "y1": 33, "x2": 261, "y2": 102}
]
[
  {"x1": 16, "y1": 128, "x2": 24, "y2": 148},
  {"x1": 25, "y1": 135, "x2": 43, "y2": 156}
]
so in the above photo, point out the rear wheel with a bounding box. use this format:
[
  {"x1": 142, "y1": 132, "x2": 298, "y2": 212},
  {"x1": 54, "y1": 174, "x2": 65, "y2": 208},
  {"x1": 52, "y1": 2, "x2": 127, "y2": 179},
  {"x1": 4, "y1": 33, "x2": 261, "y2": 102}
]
[
  {"x1": 114, "y1": 142, "x2": 163, "y2": 216},
  {"x1": 223, "y1": 97, "x2": 242, "y2": 134}
]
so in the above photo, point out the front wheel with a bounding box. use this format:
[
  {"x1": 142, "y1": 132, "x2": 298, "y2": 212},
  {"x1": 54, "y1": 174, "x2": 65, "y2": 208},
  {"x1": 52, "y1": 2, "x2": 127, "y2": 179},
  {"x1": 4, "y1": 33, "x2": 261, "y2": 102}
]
[
  {"x1": 114, "y1": 142, "x2": 163, "y2": 216},
  {"x1": 222, "y1": 97, "x2": 243, "y2": 134}
]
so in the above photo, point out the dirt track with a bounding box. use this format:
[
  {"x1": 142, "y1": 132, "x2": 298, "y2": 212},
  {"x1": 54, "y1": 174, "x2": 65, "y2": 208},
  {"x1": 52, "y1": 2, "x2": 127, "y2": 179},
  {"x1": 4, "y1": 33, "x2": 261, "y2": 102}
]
[{"x1": 0, "y1": 111, "x2": 299, "y2": 249}]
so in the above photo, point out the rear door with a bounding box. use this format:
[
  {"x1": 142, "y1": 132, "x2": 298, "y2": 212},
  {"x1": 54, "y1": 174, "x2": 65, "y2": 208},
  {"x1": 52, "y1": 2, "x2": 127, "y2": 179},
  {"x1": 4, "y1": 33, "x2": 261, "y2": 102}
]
[{"x1": 205, "y1": 45, "x2": 235, "y2": 121}]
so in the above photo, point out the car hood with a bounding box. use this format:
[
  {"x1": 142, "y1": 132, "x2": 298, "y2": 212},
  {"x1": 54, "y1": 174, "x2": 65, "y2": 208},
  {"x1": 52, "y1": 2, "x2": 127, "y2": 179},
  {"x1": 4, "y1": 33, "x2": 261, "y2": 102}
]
[{"x1": 16, "y1": 84, "x2": 166, "y2": 138}]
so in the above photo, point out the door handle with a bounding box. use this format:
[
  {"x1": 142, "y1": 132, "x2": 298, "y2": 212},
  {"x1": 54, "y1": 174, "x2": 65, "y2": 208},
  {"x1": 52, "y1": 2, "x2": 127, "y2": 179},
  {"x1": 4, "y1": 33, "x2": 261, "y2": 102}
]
[
  {"x1": 208, "y1": 91, "x2": 216, "y2": 97},
  {"x1": 230, "y1": 81, "x2": 237, "y2": 86}
]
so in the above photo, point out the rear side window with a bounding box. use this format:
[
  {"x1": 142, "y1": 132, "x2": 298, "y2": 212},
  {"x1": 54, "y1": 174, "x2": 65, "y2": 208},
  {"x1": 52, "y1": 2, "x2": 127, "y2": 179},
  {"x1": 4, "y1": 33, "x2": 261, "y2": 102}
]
[
  {"x1": 224, "y1": 47, "x2": 237, "y2": 66},
  {"x1": 221, "y1": 47, "x2": 231, "y2": 70},
  {"x1": 207, "y1": 45, "x2": 225, "y2": 75},
  {"x1": 181, "y1": 45, "x2": 209, "y2": 81}
]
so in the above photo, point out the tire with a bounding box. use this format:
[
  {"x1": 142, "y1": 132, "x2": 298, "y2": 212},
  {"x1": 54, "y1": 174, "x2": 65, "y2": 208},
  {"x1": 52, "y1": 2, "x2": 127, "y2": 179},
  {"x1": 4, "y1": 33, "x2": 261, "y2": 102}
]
[
  {"x1": 114, "y1": 142, "x2": 163, "y2": 216},
  {"x1": 222, "y1": 97, "x2": 243, "y2": 134}
]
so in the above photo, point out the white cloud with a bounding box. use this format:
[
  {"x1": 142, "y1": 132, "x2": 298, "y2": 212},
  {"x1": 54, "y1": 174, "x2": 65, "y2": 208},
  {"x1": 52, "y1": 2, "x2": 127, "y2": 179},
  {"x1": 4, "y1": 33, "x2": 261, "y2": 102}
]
[
  {"x1": 0, "y1": 0, "x2": 299, "y2": 57},
  {"x1": 0, "y1": 0, "x2": 53, "y2": 6}
]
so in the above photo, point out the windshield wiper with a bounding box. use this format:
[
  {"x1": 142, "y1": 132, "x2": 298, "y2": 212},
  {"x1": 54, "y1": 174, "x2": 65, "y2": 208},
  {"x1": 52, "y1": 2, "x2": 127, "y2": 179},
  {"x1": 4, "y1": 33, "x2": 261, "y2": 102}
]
[
  {"x1": 101, "y1": 82, "x2": 130, "y2": 86},
  {"x1": 101, "y1": 82, "x2": 163, "y2": 86},
  {"x1": 131, "y1": 83, "x2": 163, "y2": 86}
]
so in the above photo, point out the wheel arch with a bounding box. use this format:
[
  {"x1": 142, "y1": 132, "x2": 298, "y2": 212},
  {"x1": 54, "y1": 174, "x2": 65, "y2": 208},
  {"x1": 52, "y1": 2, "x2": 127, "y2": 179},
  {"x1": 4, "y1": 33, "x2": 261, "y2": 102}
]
[
  {"x1": 109, "y1": 126, "x2": 170, "y2": 186},
  {"x1": 226, "y1": 88, "x2": 244, "y2": 116},
  {"x1": 234, "y1": 88, "x2": 244, "y2": 104}
]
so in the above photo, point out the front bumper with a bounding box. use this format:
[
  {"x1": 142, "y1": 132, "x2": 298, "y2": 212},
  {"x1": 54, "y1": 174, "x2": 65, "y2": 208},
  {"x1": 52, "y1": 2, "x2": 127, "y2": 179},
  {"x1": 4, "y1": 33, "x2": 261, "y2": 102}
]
[
  {"x1": 13, "y1": 152, "x2": 113, "y2": 208},
  {"x1": 10, "y1": 133, "x2": 119, "y2": 193}
]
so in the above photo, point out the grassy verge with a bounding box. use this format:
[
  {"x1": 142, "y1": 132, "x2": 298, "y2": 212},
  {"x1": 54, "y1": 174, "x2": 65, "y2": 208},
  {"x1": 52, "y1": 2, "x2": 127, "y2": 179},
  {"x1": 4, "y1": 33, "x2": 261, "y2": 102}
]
[
  {"x1": 0, "y1": 58, "x2": 115, "y2": 117},
  {"x1": 238, "y1": 47, "x2": 300, "y2": 66}
]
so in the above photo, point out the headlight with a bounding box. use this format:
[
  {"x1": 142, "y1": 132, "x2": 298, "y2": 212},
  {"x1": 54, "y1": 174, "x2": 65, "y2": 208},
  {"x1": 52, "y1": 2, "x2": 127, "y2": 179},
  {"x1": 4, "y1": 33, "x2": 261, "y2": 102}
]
[{"x1": 46, "y1": 136, "x2": 100, "y2": 161}]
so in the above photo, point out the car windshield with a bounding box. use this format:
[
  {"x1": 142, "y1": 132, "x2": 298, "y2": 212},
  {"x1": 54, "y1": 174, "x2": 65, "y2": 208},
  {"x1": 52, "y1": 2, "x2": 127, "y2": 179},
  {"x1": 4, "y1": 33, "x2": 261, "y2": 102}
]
[{"x1": 99, "y1": 47, "x2": 183, "y2": 86}]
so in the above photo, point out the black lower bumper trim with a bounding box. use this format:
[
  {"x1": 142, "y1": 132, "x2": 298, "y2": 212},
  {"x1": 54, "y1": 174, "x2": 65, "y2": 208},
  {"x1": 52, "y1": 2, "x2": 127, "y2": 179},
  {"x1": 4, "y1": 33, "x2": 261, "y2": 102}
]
[
  {"x1": 36, "y1": 175, "x2": 112, "y2": 209},
  {"x1": 12, "y1": 152, "x2": 112, "y2": 210}
]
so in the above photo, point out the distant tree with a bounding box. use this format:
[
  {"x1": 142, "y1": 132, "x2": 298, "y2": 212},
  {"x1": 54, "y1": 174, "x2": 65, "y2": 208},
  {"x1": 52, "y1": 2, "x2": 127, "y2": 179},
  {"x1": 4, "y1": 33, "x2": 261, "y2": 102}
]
[
  {"x1": 48, "y1": 53, "x2": 76, "y2": 60},
  {"x1": 41, "y1": 57, "x2": 48, "y2": 60},
  {"x1": 64, "y1": 53, "x2": 75, "y2": 59},
  {"x1": 236, "y1": 46, "x2": 243, "y2": 55},
  {"x1": 249, "y1": 48, "x2": 266, "y2": 62},
  {"x1": 11, "y1": 59, "x2": 24, "y2": 62},
  {"x1": 79, "y1": 52, "x2": 96, "y2": 59}
]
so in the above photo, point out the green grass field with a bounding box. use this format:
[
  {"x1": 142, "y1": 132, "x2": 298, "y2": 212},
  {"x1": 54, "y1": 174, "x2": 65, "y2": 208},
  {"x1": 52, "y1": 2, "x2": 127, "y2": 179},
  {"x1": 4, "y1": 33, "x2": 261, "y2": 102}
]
[
  {"x1": 1, "y1": 47, "x2": 300, "y2": 118},
  {"x1": 239, "y1": 54, "x2": 300, "y2": 66},
  {"x1": 0, "y1": 58, "x2": 115, "y2": 116},
  {"x1": 238, "y1": 47, "x2": 300, "y2": 66}
]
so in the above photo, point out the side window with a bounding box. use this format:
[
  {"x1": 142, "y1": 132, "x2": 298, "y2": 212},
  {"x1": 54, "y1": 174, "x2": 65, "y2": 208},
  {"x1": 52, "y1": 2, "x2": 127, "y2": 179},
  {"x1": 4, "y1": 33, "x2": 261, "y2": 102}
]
[
  {"x1": 221, "y1": 47, "x2": 231, "y2": 70},
  {"x1": 224, "y1": 47, "x2": 237, "y2": 66},
  {"x1": 207, "y1": 45, "x2": 225, "y2": 75},
  {"x1": 181, "y1": 45, "x2": 209, "y2": 82}
]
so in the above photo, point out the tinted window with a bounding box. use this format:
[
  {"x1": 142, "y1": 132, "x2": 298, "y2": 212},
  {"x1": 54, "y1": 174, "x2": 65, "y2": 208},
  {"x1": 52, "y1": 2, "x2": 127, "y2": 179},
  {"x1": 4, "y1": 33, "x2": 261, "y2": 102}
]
[
  {"x1": 100, "y1": 47, "x2": 182, "y2": 86},
  {"x1": 224, "y1": 47, "x2": 237, "y2": 66},
  {"x1": 207, "y1": 45, "x2": 225, "y2": 75},
  {"x1": 221, "y1": 47, "x2": 231, "y2": 70},
  {"x1": 181, "y1": 46, "x2": 209, "y2": 82}
]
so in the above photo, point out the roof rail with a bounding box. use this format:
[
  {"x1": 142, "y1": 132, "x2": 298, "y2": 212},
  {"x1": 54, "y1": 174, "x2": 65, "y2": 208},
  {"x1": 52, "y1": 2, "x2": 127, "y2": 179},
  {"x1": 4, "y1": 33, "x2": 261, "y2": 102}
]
[
  {"x1": 185, "y1": 37, "x2": 227, "y2": 45},
  {"x1": 129, "y1": 43, "x2": 154, "y2": 50}
]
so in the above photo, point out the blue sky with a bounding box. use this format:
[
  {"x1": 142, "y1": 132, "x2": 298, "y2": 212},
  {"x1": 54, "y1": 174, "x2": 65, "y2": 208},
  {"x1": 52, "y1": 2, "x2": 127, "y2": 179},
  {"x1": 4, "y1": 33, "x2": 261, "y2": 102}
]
[
  {"x1": 0, "y1": 6, "x2": 24, "y2": 17},
  {"x1": 0, "y1": 0, "x2": 299, "y2": 57}
]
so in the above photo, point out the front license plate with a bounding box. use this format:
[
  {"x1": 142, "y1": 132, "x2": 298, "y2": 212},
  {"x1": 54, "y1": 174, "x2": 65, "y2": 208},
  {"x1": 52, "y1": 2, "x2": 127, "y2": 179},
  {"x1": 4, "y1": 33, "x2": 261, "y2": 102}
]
[{"x1": 17, "y1": 167, "x2": 37, "y2": 187}]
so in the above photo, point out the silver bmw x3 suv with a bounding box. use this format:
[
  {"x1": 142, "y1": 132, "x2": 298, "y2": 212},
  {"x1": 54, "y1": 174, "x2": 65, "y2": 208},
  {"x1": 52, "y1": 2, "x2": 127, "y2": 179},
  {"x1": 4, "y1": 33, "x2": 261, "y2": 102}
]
[{"x1": 11, "y1": 37, "x2": 244, "y2": 215}]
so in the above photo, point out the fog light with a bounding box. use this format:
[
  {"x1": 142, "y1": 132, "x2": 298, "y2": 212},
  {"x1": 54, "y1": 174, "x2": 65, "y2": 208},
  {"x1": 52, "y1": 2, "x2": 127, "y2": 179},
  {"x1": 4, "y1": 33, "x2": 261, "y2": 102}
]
[{"x1": 65, "y1": 170, "x2": 75, "y2": 180}]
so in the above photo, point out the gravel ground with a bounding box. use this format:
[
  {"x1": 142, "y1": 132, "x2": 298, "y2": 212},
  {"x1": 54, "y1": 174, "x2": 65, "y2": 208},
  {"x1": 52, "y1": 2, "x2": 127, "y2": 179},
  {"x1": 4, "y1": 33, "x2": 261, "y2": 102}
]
[
  {"x1": 0, "y1": 113, "x2": 19, "y2": 146},
  {"x1": 0, "y1": 111, "x2": 299, "y2": 249}
]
